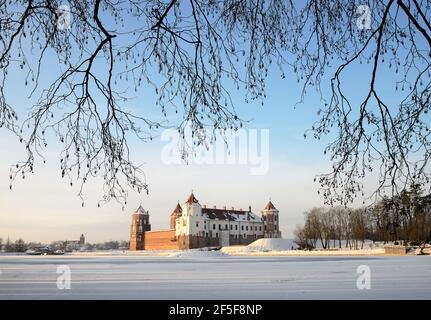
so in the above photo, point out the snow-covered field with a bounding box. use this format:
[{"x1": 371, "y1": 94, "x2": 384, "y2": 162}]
[
  {"x1": 0, "y1": 253, "x2": 430, "y2": 299},
  {"x1": 220, "y1": 238, "x2": 387, "y2": 256}
]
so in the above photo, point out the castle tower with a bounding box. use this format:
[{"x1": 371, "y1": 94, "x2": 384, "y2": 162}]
[
  {"x1": 176, "y1": 193, "x2": 204, "y2": 241},
  {"x1": 170, "y1": 202, "x2": 182, "y2": 229},
  {"x1": 262, "y1": 201, "x2": 281, "y2": 238},
  {"x1": 183, "y1": 193, "x2": 201, "y2": 217},
  {"x1": 79, "y1": 234, "x2": 85, "y2": 245},
  {"x1": 129, "y1": 205, "x2": 151, "y2": 250}
]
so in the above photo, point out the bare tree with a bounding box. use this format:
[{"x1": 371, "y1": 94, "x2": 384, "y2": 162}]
[
  {"x1": 4, "y1": 237, "x2": 13, "y2": 252},
  {"x1": 332, "y1": 206, "x2": 346, "y2": 248},
  {"x1": 293, "y1": 225, "x2": 312, "y2": 250},
  {"x1": 309, "y1": 0, "x2": 431, "y2": 205},
  {"x1": 1, "y1": 1, "x2": 430, "y2": 205},
  {"x1": 14, "y1": 238, "x2": 27, "y2": 252}
]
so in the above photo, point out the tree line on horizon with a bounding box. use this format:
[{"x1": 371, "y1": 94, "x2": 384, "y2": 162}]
[
  {"x1": 294, "y1": 185, "x2": 431, "y2": 254},
  {"x1": 0, "y1": 238, "x2": 130, "y2": 253}
]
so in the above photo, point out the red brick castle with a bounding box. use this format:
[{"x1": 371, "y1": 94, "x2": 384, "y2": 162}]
[{"x1": 130, "y1": 193, "x2": 281, "y2": 250}]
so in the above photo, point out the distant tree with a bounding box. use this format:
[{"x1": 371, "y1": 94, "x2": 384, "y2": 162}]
[
  {"x1": 293, "y1": 225, "x2": 314, "y2": 250},
  {"x1": 104, "y1": 241, "x2": 119, "y2": 250},
  {"x1": 0, "y1": 237, "x2": 3, "y2": 250},
  {"x1": 4, "y1": 237, "x2": 14, "y2": 252},
  {"x1": 26, "y1": 241, "x2": 43, "y2": 249},
  {"x1": 350, "y1": 208, "x2": 368, "y2": 249},
  {"x1": 1, "y1": 1, "x2": 430, "y2": 205},
  {"x1": 84, "y1": 243, "x2": 95, "y2": 251},
  {"x1": 119, "y1": 240, "x2": 130, "y2": 249},
  {"x1": 14, "y1": 238, "x2": 27, "y2": 252}
]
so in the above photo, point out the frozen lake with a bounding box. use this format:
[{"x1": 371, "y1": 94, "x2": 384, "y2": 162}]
[{"x1": 0, "y1": 254, "x2": 430, "y2": 299}]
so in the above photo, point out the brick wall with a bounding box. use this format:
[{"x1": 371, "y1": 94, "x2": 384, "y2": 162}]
[
  {"x1": 178, "y1": 235, "x2": 220, "y2": 249},
  {"x1": 144, "y1": 229, "x2": 179, "y2": 250},
  {"x1": 140, "y1": 231, "x2": 262, "y2": 250},
  {"x1": 229, "y1": 235, "x2": 263, "y2": 246}
]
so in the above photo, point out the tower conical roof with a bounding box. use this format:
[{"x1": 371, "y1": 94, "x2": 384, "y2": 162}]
[
  {"x1": 185, "y1": 192, "x2": 199, "y2": 204},
  {"x1": 263, "y1": 201, "x2": 276, "y2": 211},
  {"x1": 134, "y1": 205, "x2": 148, "y2": 215},
  {"x1": 170, "y1": 203, "x2": 183, "y2": 216}
]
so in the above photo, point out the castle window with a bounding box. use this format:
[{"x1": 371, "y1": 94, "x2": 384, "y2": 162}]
[
  {"x1": 230, "y1": 225, "x2": 233, "y2": 230},
  {"x1": 225, "y1": 225, "x2": 228, "y2": 230},
  {"x1": 206, "y1": 232, "x2": 208, "y2": 238},
  {"x1": 255, "y1": 226, "x2": 257, "y2": 231},
  {"x1": 218, "y1": 224, "x2": 221, "y2": 230},
  {"x1": 216, "y1": 233, "x2": 218, "y2": 238},
  {"x1": 259, "y1": 226, "x2": 262, "y2": 231},
  {"x1": 213, "y1": 224, "x2": 216, "y2": 230},
  {"x1": 246, "y1": 226, "x2": 248, "y2": 231},
  {"x1": 254, "y1": 234, "x2": 257, "y2": 239},
  {"x1": 196, "y1": 223, "x2": 199, "y2": 227},
  {"x1": 235, "y1": 225, "x2": 238, "y2": 230},
  {"x1": 243, "y1": 234, "x2": 246, "y2": 239},
  {"x1": 241, "y1": 225, "x2": 244, "y2": 231}
]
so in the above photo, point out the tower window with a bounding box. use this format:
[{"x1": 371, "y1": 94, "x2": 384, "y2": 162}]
[
  {"x1": 259, "y1": 226, "x2": 262, "y2": 231},
  {"x1": 241, "y1": 225, "x2": 244, "y2": 231},
  {"x1": 230, "y1": 225, "x2": 233, "y2": 230},
  {"x1": 216, "y1": 233, "x2": 218, "y2": 238},
  {"x1": 246, "y1": 226, "x2": 248, "y2": 231},
  {"x1": 213, "y1": 224, "x2": 216, "y2": 230},
  {"x1": 196, "y1": 223, "x2": 199, "y2": 227},
  {"x1": 235, "y1": 225, "x2": 238, "y2": 230},
  {"x1": 225, "y1": 225, "x2": 228, "y2": 230}
]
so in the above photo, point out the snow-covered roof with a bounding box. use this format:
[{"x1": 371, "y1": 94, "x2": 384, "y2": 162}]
[
  {"x1": 134, "y1": 205, "x2": 148, "y2": 215},
  {"x1": 202, "y1": 208, "x2": 262, "y2": 222}
]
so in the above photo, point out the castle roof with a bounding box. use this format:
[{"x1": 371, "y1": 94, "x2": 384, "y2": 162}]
[
  {"x1": 134, "y1": 205, "x2": 148, "y2": 215},
  {"x1": 170, "y1": 203, "x2": 182, "y2": 216},
  {"x1": 202, "y1": 207, "x2": 261, "y2": 222},
  {"x1": 185, "y1": 192, "x2": 199, "y2": 204},
  {"x1": 263, "y1": 201, "x2": 277, "y2": 210}
]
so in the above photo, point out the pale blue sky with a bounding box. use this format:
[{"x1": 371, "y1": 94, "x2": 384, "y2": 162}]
[{"x1": 0, "y1": 2, "x2": 427, "y2": 242}]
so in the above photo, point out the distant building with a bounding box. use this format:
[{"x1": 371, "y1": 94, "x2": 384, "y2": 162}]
[
  {"x1": 130, "y1": 193, "x2": 281, "y2": 250},
  {"x1": 79, "y1": 234, "x2": 85, "y2": 245},
  {"x1": 51, "y1": 234, "x2": 86, "y2": 251}
]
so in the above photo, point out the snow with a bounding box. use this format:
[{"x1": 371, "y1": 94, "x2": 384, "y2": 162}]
[
  {"x1": 248, "y1": 238, "x2": 297, "y2": 251},
  {"x1": 0, "y1": 254, "x2": 430, "y2": 299},
  {"x1": 220, "y1": 238, "x2": 385, "y2": 256}
]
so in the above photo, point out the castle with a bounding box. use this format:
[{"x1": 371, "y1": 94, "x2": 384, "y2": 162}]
[{"x1": 129, "y1": 193, "x2": 281, "y2": 250}]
